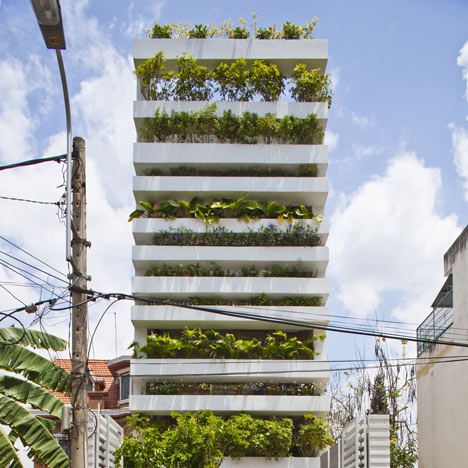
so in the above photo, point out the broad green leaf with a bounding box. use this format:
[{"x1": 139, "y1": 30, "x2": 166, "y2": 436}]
[
  {"x1": 0, "y1": 375, "x2": 64, "y2": 418},
  {"x1": 138, "y1": 201, "x2": 154, "y2": 212},
  {"x1": 0, "y1": 343, "x2": 71, "y2": 392},
  {"x1": 0, "y1": 395, "x2": 69, "y2": 468},
  {"x1": 0, "y1": 427, "x2": 22, "y2": 468},
  {"x1": 128, "y1": 209, "x2": 144, "y2": 222},
  {"x1": 0, "y1": 328, "x2": 67, "y2": 351}
]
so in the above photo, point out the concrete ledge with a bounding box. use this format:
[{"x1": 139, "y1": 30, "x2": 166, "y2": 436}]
[
  {"x1": 133, "y1": 143, "x2": 328, "y2": 177},
  {"x1": 133, "y1": 38, "x2": 328, "y2": 76},
  {"x1": 221, "y1": 458, "x2": 320, "y2": 468},
  {"x1": 130, "y1": 394, "x2": 330, "y2": 416}
]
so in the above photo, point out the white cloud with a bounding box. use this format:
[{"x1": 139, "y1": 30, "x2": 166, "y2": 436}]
[
  {"x1": 449, "y1": 123, "x2": 468, "y2": 201},
  {"x1": 450, "y1": 41, "x2": 468, "y2": 201},
  {"x1": 324, "y1": 130, "x2": 339, "y2": 152},
  {"x1": 352, "y1": 143, "x2": 385, "y2": 160},
  {"x1": 329, "y1": 152, "x2": 460, "y2": 323},
  {"x1": 351, "y1": 112, "x2": 376, "y2": 129}
]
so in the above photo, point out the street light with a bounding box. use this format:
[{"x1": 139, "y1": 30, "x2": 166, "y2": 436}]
[{"x1": 30, "y1": 0, "x2": 73, "y2": 267}]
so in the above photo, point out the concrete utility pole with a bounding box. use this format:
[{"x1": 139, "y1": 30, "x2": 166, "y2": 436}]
[{"x1": 70, "y1": 137, "x2": 89, "y2": 468}]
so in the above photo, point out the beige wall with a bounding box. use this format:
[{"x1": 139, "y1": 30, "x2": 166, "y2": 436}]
[{"x1": 417, "y1": 227, "x2": 468, "y2": 468}]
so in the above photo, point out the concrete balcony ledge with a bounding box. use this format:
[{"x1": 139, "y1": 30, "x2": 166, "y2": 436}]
[
  {"x1": 131, "y1": 276, "x2": 329, "y2": 299},
  {"x1": 134, "y1": 100, "x2": 328, "y2": 125},
  {"x1": 132, "y1": 245, "x2": 328, "y2": 276},
  {"x1": 133, "y1": 38, "x2": 328, "y2": 76},
  {"x1": 221, "y1": 457, "x2": 320, "y2": 468},
  {"x1": 131, "y1": 359, "x2": 330, "y2": 384},
  {"x1": 132, "y1": 218, "x2": 329, "y2": 244},
  {"x1": 133, "y1": 175, "x2": 328, "y2": 207},
  {"x1": 131, "y1": 305, "x2": 330, "y2": 330},
  {"x1": 130, "y1": 394, "x2": 330, "y2": 416},
  {"x1": 133, "y1": 143, "x2": 328, "y2": 177}
]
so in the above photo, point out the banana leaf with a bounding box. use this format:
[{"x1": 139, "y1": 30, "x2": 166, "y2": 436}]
[
  {"x1": 0, "y1": 395, "x2": 69, "y2": 468},
  {"x1": 0, "y1": 328, "x2": 67, "y2": 351},
  {"x1": 0, "y1": 427, "x2": 22, "y2": 468},
  {"x1": 0, "y1": 375, "x2": 64, "y2": 418},
  {"x1": 0, "y1": 343, "x2": 71, "y2": 392}
]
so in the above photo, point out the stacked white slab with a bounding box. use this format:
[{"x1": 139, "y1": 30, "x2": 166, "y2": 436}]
[{"x1": 130, "y1": 39, "x2": 331, "y2": 423}]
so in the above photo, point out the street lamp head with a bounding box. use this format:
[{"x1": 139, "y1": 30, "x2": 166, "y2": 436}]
[{"x1": 30, "y1": 0, "x2": 66, "y2": 49}]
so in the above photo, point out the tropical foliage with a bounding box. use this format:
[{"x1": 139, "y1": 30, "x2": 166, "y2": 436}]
[
  {"x1": 144, "y1": 163, "x2": 318, "y2": 178},
  {"x1": 135, "y1": 52, "x2": 332, "y2": 105},
  {"x1": 116, "y1": 410, "x2": 333, "y2": 468},
  {"x1": 151, "y1": 224, "x2": 322, "y2": 247},
  {"x1": 139, "y1": 105, "x2": 324, "y2": 145},
  {"x1": 134, "y1": 328, "x2": 321, "y2": 360},
  {"x1": 0, "y1": 327, "x2": 70, "y2": 468},
  {"x1": 128, "y1": 193, "x2": 320, "y2": 225},
  {"x1": 149, "y1": 16, "x2": 317, "y2": 39}
]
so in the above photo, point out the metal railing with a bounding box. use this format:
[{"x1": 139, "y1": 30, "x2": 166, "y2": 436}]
[{"x1": 417, "y1": 306, "x2": 453, "y2": 355}]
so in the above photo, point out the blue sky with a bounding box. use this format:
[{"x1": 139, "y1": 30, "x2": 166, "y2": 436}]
[{"x1": 0, "y1": 0, "x2": 467, "y2": 364}]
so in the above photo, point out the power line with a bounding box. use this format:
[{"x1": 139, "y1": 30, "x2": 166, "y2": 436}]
[
  {"x1": 0, "y1": 154, "x2": 66, "y2": 172},
  {"x1": 0, "y1": 284, "x2": 26, "y2": 306},
  {"x1": 0, "y1": 195, "x2": 61, "y2": 206},
  {"x1": 0, "y1": 235, "x2": 68, "y2": 279}
]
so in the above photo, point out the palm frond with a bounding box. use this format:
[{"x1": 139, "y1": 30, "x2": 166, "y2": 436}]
[
  {"x1": 0, "y1": 328, "x2": 67, "y2": 351},
  {"x1": 0, "y1": 426, "x2": 23, "y2": 468}
]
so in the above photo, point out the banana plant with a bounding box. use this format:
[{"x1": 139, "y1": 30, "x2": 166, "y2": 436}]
[{"x1": 0, "y1": 327, "x2": 70, "y2": 468}]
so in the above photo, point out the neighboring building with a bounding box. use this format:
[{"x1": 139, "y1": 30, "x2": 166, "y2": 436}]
[
  {"x1": 417, "y1": 225, "x2": 468, "y2": 468},
  {"x1": 130, "y1": 34, "x2": 331, "y2": 464},
  {"x1": 32, "y1": 356, "x2": 131, "y2": 468}
]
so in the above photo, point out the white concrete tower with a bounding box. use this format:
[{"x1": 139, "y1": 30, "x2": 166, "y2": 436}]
[{"x1": 129, "y1": 32, "x2": 331, "y2": 466}]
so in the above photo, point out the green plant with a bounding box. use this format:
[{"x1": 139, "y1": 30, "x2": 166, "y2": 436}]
[
  {"x1": 137, "y1": 328, "x2": 318, "y2": 360},
  {"x1": 139, "y1": 105, "x2": 324, "y2": 145},
  {"x1": 0, "y1": 327, "x2": 71, "y2": 468},
  {"x1": 134, "y1": 51, "x2": 174, "y2": 100},
  {"x1": 129, "y1": 194, "x2": 320, "y2": 225},
  {"x1": 250, "y1": 60, "x2": 285, "y2": 101},
  {"x1": 151, "y1": 23, "x2": 172, "y2": 38},
  {"x1": 213, "y1": 58, "x2": 253, "y2": 101},
  {"x1": 297, "y1": 164, "x2": 319, "y2": 177},
  {"x1": 255, "y1": 26, "x2": 274, "y2": 39},
  {"x1": 297, "y1": 413, "x2": 334, "y2": 457},
  {"x1": 229, "y1": 26, "x2": 250, "y2": 38},
  {"x1": 290, "y1": 63, "x2": 333, "y2": 108},
  {"x1": 173, "y1": 55, "x2": 213, "y2": 101},
  {"x1": 282, "y1": 21, "x2": 301, "y2": 39},
  {"x1": 189, "y1": 24, "x2": 208, "y2": 38},
  {"x1": 151, "y1": 224, "x2": 322, "y2": 247}
]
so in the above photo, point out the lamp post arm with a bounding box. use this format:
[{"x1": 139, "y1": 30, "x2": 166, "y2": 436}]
[{"x1": 55, "y1": 49, "x2": 75, "y2": 268}]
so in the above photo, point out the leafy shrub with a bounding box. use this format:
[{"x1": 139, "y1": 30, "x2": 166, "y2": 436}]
[
  {"x1": 151, "y1": 23, "x2": 172, "y2": 38},
  {"x1": 290, "y1": 63, "x2": 333, "y2": 108},
  {"x1": 139, "y1": 105, "x2": 324, "y2": 145},
  {"x1": 213, "y1": 58, "x2": 254, "y2": 101},
  {"x1": 138, "y1": 328, "x2": 318, "y2": 359},
  {"x1": 151, "y1": 224, "x2": 322, "y2": 247},
  {"x1": 145, "y1": 164, "x2": 318, "y2": 178},
  {"x1": 230, "y1": 26, "x2": 250, "y2": 39},
  {"x1": 282, "y1": 21, "x2": 301, "y2": 39},
  {"x1": 134, "y1": 51, "x2": 174, "y2": 100},
  {"x1": 173, "y1": 55, "x2": 213, "y2": 101},
  {"x1": 250, "y1": 60, "x2": 285, "y2": 101},
  {"x1": 297, "y1": 413, "x2": 334, "y2": 457},
  {"x1": 255, "y1": 26, "x2": 274, "y2": 39},
  {"x1": 129, "y1": 194, "x2": 320, "y2": 225},
  {"x1": 189, "y1": 24, "x2": 208, "y2": 38}
]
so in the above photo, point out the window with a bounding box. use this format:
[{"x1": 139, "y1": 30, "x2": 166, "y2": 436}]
[{"x1": 120, "y1": 374, "x2": 130, "y2": 400}]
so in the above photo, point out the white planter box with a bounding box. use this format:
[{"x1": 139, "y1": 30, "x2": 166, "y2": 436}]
[
  {"x1": 134, "y1": 99, "x2": 327, "y2": 121},
  {"x1": 132, "y1": 217, "x2": 328, "y2": 244},
  {"x1": 133, "y1": 38, "x2": 328, "y2": 76},
  {"x1": 131, "y1": 305, "x2": 330, "y2": 330},
  {"x1": 132, "y1": 245, "x2": 328, "y2": 276},
  {"x1": 130, "y1": 394, "x2": 330, "y2": 416},
  {"x1": 131, "y1": 359, "x2": 330, "y2": 384},
  {"x1": 221, "y1": 457, "x2": 320, "y2": 468},
  {"x1": 133, "y1": 143, "x2": 328, "y2": 177},
  {"x1": 131, "y1": 276, "x2": 329, "y2": 299},
  {"x1": 133, "y1": 175, "x2": 327, "y2": 207}
]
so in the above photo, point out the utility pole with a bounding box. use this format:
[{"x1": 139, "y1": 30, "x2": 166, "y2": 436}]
[{"x1": 70, "y1": 137, "x2": 89, "y2": 468}]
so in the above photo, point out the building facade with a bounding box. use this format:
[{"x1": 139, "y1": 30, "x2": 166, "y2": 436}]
[
  {"x1": 417, "y1": 225, "x2": 468, "y2": 468},
  {"x1": 130, "y1": 33, "x2": 331, "y2": 465}
]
